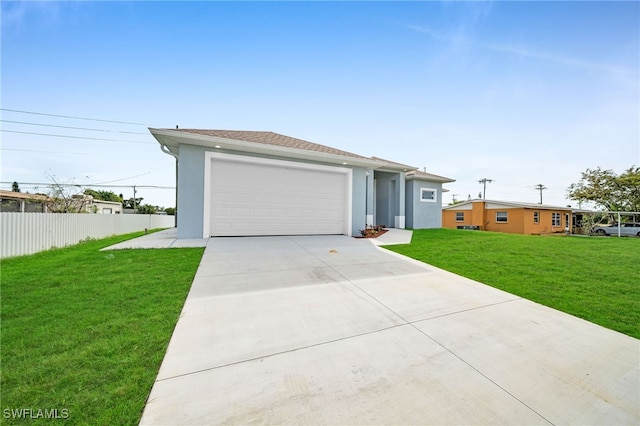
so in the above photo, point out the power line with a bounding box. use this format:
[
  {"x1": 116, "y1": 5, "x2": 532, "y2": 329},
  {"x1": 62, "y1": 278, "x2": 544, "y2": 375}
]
[
  {"x1": 0, "y1": 119, "x2": 147, "y2": 135},
  {"x1": 0, "y1": 148, "x2": 96, "y2": 155},
  {"x1": 91, "y1": 168, "x2": 168, "y2": 185},
  {"x1": 1, "y1": 129, "x2": 154, "y2": 144},
  {"x1": 1, "y1": 181, "x2": 174, "y2": 189},
  {"x1": 0, "y1": 108, "x2": 148, "y2": 126}
]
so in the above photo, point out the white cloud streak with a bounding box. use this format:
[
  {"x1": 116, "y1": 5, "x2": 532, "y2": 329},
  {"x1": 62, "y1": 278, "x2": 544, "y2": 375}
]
[{"x1": 403, "y1": 23, "x2": 638, "y2": 88}]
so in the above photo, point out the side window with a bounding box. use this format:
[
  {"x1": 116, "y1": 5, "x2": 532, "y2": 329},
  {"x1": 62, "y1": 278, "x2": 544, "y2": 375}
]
[
  {"x1": 533, "y1": 211, "x2": 540, "y2": 224},
  {"x1": 455, "y1": 212, "x2": 464, "y2": 222},
  {"x1": 496, "y1": 211, "x2": 508, "y2": 223},
  {"x1": 420, "y1": 188, "x2": 437, "y2": 202}
]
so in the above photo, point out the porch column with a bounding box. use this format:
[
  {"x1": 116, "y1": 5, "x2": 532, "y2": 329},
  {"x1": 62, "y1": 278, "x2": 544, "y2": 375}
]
[
  {"x1": 366, "y1": 169, "x2": 374, "y2": 226},
  {"x1": 396, "y1": 172, "x2": 406, "y2": 229}
]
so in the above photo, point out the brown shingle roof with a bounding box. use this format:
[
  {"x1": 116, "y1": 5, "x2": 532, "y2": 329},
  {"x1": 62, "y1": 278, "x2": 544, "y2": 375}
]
[
  {"x1": 173, "y1": 129, "x2": 369, "y2": 160},
  {"x1": 406, "y1": 169, "x2": 456, "y2": 183},
  {"x1": 370, "y1": 156, "x2": 415, "y2": 170},
  {"x1": 0, "y1": 190, "x2": 48, "y2": 201}
]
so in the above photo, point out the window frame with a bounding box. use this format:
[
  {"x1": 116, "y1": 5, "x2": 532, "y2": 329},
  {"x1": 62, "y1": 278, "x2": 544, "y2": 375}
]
[
  {"x1": 496, "y1": 211, "x2": 508, "y2": 223},
  {"x1": 455, "y1": 212, "x2": 464, "y2": 222},
  {"x1": 533, "y1": 211, "x2": 540, "y2": 224},
  {"x1": 552, "y1": 212, "x2": 561, "y2": 227},
  {"x1": 420, "y1": 188, "x2": 437, "y2": 203}
]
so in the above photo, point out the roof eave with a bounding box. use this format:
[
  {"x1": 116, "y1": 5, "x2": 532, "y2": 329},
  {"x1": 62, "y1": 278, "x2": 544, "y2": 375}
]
[
  {"x1": 443, "y1": 199, "x2": 574, "y2": 210},
  {"x1": 405, "y1": 173, "x2": 456, "y2": 183},
  {"x1": 149, "y1": 128, "x2": 387, "y2": 169}
]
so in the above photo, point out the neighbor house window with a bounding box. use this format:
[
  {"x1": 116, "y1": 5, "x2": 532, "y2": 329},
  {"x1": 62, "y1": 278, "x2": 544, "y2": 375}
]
[
  {"x1": 533, "y1": 211, "x2": 540, "y2": 224},
  {"x1": 420, "y1": 188, "x2": 437, "y2": 202},
  {"x1": 496, "y1": 211, "x2": 508, "y2": 223},
  {"x1": 552, "y1": 212, "x2": 561, "y2": 227},
  {"x1": 455, "y1": 212, "x2": 464, "y2": 222}
]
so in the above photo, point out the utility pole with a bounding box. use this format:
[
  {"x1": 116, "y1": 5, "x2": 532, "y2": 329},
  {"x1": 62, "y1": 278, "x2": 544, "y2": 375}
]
[
  {"x1": 534, "y1": 184, "x2": 547, "y2": 204},
  {"x1": 478, "y1": 178, "x2": 493, "y2": 199}
]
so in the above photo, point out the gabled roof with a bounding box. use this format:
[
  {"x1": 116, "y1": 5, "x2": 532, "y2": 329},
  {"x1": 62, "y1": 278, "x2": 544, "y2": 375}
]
[
  {"x1": 406, "y1": 169, "x2": 456, "y2": 183},
  {"x1": 0, "y1": 190, "x2": 48, "y2": 201},
  {"x1": 150, "y1": 128, "x2": 393, "y2": 169},
  {"x1": 370, "y1": 156, "x2": 415, "y2": 171},
  {"x1": 443, "y1": 199, "x2": 573, "y2": 211},
  {"x1": 150, "y1": 128, "x2": 455, "y2": 180},
  {"x1": 174, "y1": 129, "x2": 368, "y2": 160}
]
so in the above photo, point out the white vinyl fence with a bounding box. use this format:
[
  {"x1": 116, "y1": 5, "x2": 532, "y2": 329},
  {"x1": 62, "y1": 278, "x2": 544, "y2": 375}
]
[{"x1": 0, "y1": 213, "x2": 175, "y2": 258}]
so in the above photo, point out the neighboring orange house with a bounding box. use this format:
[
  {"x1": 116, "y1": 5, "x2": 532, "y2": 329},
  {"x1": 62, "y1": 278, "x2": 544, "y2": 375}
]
[{"x1": 442, "y1": 199, "x2": 574, "y2": 235}]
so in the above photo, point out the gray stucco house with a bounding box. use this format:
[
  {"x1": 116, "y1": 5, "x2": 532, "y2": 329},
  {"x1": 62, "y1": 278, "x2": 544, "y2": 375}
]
[{"x1": 149, "y1": 128, "x2": 455, "y2": 239}]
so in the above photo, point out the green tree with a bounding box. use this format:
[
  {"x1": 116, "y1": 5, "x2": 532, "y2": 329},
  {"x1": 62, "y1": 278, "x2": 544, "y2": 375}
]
[
  {"x1": 12, "y1": 181, "x2": 20, "y2": 192},
  {"x1": 44, "y1": 172, "x2": 86, "y2": 213},
  {"x1": 123, "y1": 197, "x2": 144, "y2": 210},
  {"x1": 567, "y1": 166, "x2": 640, "y2": 213},
  {"x1": 136, "y1": 204, "x2": 157, "y2": 214},
  {"x1": 84, "y1": 189, "x2": 123, "y2": 203}
]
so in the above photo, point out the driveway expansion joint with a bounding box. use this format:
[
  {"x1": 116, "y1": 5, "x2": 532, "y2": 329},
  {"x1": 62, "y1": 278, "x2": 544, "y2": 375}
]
[{"x1": 154, "y1": 323, "x2": 411, "y2": 383}]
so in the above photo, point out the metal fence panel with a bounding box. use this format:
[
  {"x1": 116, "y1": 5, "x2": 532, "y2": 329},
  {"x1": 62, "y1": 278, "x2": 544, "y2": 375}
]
[{"x1": 0, "y1": 213, "x2": 175, "y2": 258}]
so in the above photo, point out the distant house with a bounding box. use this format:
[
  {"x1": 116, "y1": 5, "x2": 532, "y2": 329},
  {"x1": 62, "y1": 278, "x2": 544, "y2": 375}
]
[
  {"x1": 442, "y1": 199, "x2": 574, "y2": 235},
  {"x1": 81, "y1": 195, "x2": 122, "y2": 214},
  {"x1": 149, "y1": 128, "x2": 455, "y2": 238},
  {"x1": 0, "y1": 190, "x2": 121, "y2": 214},
  {"x1": 0, "y1": 190, "x2": 48, "y2": 212}
]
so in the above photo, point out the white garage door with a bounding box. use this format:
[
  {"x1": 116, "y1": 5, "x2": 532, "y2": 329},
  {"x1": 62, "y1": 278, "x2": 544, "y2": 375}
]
[{"x1": 207, "y1": 155, "x2": 349, "y2": 236}]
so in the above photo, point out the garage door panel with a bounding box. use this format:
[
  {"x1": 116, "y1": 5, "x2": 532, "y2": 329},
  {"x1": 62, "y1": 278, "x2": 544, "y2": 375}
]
[{"x1": 209, "y1": 158, "x2": 348, "y2": 236}]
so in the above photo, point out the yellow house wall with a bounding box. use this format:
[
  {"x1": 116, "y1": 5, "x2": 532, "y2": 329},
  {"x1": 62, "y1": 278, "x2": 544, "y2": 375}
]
[
  {"x1": 443, "y1": 204, "x2": 572, "y2": 235},
  {"x1": 442, "y1": 210, "x2": 458, "y2": 229},
  {"x1": 485, "y1": 208, "x2": 525, "y2": 233},
  {"x1": 442, "y1": 206, "x2": 477, "y2": 229},
  {"x1": 523, "y1": 209, "x2": 570, "y2": 234},
  {"x1": 442, "y1": 202, "x2": 487, "y2": 229},
  {"x1": 471, "y1": 202, "x2": 486, "y2": 228}
]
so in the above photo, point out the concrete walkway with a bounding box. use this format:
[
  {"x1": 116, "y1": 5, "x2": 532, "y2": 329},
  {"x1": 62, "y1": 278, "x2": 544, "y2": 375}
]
[
  {"x1": 139, "y1": 235, "x2": 639, "y2": 425},
  {"x1": 366, "y1": 228, "x2": 413, "y2": 246},
  {"x1": 102, "y1": 228, "x2": 410, "y2": 250},
  {"x1": 101, "y1": 228, "x2": 207, "y2": 250}
]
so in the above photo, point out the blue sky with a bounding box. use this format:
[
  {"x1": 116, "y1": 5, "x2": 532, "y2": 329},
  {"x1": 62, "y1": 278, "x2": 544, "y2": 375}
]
[{"x1": 2, "y1": 1, "x2": 638, "y2": 209}]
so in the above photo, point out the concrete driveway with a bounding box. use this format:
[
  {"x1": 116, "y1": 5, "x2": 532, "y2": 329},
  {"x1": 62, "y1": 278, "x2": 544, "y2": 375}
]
[{"x1": 140, "y1": 235, "x2": 639, "y2": 425}]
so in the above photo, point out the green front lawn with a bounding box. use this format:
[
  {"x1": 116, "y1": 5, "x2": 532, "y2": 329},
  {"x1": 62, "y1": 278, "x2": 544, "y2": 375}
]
[
  {"x1": 0, "y1": 232, "x2": 204, "y2": 425},
  {"x1": 386, "y1": 229, "x2": 639, "y2": 339}
]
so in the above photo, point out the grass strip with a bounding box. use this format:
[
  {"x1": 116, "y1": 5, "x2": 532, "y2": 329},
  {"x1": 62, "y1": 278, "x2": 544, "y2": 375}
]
[
  {"x1": 1, "y1": 231, "x2": 204, "y2": 424},
  {"x1": 386, "y1": 229, "x2": 639, "y2": 339}
]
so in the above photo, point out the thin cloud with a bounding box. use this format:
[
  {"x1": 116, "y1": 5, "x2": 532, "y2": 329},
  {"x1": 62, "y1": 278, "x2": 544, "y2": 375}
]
[
  {"x1": 1, "y1": 1, "x2": 64, "y2": 32},
  {"x1": 402, "y1": 22, "x2": 638, "y2": 88}
]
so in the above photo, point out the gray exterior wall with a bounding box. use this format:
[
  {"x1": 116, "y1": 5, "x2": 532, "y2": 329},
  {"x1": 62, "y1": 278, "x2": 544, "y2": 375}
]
[
  {"x1": 405, "y1": 180, "x2": 444, "y2": 229},
  {"x1": 175, "y1": 144, "x2": 367, "y2": 238},
  {"x1": 374, "y1": 171, "x2": 405, "y2": 228},
  {"x1": 177, "y1": 144, "x2": 205, "y2": 239}
]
